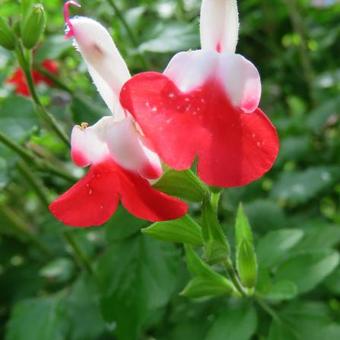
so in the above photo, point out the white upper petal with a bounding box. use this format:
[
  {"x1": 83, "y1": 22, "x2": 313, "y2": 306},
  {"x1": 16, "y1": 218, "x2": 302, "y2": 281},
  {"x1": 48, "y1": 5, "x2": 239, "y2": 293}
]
[
  {"x1": 163, "y1": 50, "x2": 261, "y2": 113},
  {"x1": 164, "y1": 50, "x2": 218, "y2": 92},
  {"x1": 200, "y1": 0, "x2": 239, "y2": 53},
  {"x1": 218, "y1": 53, "x2": 261, "y2": 113},
  {"x1": 70, "y1": 16, "x2": 130, "y2": 119}
]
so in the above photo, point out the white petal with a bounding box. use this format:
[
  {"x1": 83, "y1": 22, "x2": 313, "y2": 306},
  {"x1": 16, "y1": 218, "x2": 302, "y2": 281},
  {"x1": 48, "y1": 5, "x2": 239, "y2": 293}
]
[
  {"x1": 70, "y1": 117, "x2": 112, "y2": 166},
  {"x1": 104, "y1": 117, "x2": 163, "y2": 179},
  {"x1": 218, "y1": 53, "x2": 261, "y2": 113},
  {"x1": 164, "y1": 50, "x2": 218, "y2": 92},
  {"x1": 163, "y1": 50, "x2": 261, "y2": 113},
  {"x1": 70, "y1": 17, "x2": 130, "y2": 119},
  {"x1": 200, "y1": 0, "x2": 239, "y2": 53}
]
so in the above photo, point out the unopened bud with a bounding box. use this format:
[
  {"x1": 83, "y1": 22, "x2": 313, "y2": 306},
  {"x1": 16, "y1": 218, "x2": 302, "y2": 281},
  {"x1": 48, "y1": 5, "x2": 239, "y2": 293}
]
[
  {"x1": 0, "y1": 18, "x2": 16, "y2": 50},
  {"x1": 21, "y1": 4, "x2": 46, "y2": 49}
]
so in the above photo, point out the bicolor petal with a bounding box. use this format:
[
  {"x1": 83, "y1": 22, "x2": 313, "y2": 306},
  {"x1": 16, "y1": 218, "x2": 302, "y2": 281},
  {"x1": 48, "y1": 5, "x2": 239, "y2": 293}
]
[
  {"x1": 120, "y1": 70, "x2": 279, "y2": 187},
  {"x1": 105, "y1": 117, "x2": 162, "y2": 179},
  {"x1": 65, "y1": 2, "x2": 130, "y2": 118},
  {"x1": 200, "y1": 0, "x2": 239, "y2": 53},
  {"x1": 49, "y1": 159, "x2": 187, "y2": 227},
  {"x1": 70, "y1": 117, "x2": 111, "y2": 167}
]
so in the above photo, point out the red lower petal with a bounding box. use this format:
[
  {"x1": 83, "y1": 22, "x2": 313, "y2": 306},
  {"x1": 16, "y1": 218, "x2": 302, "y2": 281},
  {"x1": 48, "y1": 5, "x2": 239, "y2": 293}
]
[
  {"x1": 121, "y1": 72, "x2": 279, "y2": 187},
  {"x1": 49, "y1": 160, "x2": 120, "y2": 227},
  {"x1": 50, "y1": 159, "x2": 187, "y2": 227},
  {"x1": 117, "y1": 166, "x2": 188, "y2": 221}
]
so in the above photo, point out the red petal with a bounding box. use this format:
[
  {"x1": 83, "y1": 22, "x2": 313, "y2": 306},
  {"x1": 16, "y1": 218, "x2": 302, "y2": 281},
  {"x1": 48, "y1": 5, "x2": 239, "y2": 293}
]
[
  {"x1": 50, "y1": 159, "x2": 187, "y2": 227},
  {"x1": 117, "y1": 166, "x2": 188, "y2": 221},
  {"x1": 49, "y1": 160, "x2": 120, "y2": 227},
  {"x1": 120, "y1": 72, "x2": 279, "y2": 187}
]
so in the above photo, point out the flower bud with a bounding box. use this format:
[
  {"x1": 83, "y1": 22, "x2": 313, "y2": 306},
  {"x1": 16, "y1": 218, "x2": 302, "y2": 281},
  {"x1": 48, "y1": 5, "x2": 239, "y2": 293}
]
[
  {"x1": 235, "y1": 204, "x2": 258, "y2": 289},
  {"x1": 0, "y1": 18, "x2": 16, "y2": 50},
  {"x1": 21, "y1": 4, "x2": 46, "y2": 49}
]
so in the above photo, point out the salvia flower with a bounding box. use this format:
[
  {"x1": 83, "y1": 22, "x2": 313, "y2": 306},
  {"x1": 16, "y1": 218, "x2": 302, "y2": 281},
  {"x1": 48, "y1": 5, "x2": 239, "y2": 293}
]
[
  {"x1": 120, "y1": 0, "x2": 280, "y2": 187},
  {"x1": 49, "y1": 1, "x2": 187, "y2": 227},
  {"x1": 6, "y1": 59, "x2": 58, "y2": 96}
]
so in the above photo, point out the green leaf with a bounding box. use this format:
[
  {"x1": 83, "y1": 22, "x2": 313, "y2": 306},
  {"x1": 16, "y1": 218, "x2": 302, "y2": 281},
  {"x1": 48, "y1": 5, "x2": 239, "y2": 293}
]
[
  {"x1": 275, "y1": 250, "x2": 339, "y2": 294},
  {"x1": 235, "y1": 204, "x2": 257, "y2": 288},
  {"x1": 35, "y1": 35, "x2": 72, "y2": 62},
  {"x1": 0, "y1": 95, "x2": 36, "y2": 140},
  {"x1": 143, "y1": 215, "x2": 203, "y2": 245},
  {"x1": 105, "y1": 206, "x2": 148, "y2": 242},
  {"x1": 268, "y1": 301, "x2": 339, "y2": 340},
  {"x1": 97, "y1": 235, "x2": 180, "y2": 340},
  {"x1": 263, "y1": 280, "x2": 298, "y2": 302},
  {"x1": 6, "y1": 296, "x2": 66, "y2": 340},
  {"x1": 256, "y1": 229, "x2": 304, "y2": 268},
  {"x1": 296, "y1": 224, "x2": 340, "y2": 251},
  {"x1": 206, "y1": 302, "x2": 257, "y2": 340},
  {"x1": 235, "y1": 204, "x2": 253, "y2": 247},
  {"x1": 64, "y1": 274, "x2": 107, "y2": 340},
  {"x1": 153, "y1": 169, "x2": 208, "y2": 202},
  {"x1": 244, "y1": 199, "x2": 286, "y2": 233},
  {"x1": 236, "y1": 240, "x2": 257, "y2": 288},
  {"x1": 271, "y1": 166, "x2": 340, "y2": 206},
  {"x1": 183, "y1": 246, "x2": 234, "y2": 298},
  {"x1": 181, "y1": 276, "x2": 233, "y2": 298},
  {"x1": 325, "y1": 267, "x2": 340, "y2": 295}
]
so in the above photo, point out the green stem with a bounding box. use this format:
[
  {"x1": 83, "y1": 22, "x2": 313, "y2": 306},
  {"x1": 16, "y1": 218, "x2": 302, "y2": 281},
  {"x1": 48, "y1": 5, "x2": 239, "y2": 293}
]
[
  {"x1": 17, "y1": 160, "x2": 50, "y2": 208},
  {"x1": 63, "y1": 231, "x2": 94, "y2": 275},
  {"x1": 223, "y1": 259, "x2": 247, "y2": 297},
  {"x1": 0, "y1": 204, "x2": 52, "y2": 257},
  {"x1": 0, "y1": 131, "x2": 75, "y2": 182},
  {"x1": 16, "y1": 43, "x2": 70, "y2": 146},
  {"x1": 255, "y1": 295, "x2": 281, "y2": 322},
  {"x1": 106, "y1": 0, "x2": 150, "y2": 69}
]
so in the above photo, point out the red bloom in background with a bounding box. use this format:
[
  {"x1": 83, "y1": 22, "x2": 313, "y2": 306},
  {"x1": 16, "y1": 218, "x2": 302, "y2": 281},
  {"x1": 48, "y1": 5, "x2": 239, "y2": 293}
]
[
  {"x1": 120, "y1": 0, "x2": 279, "y2": 188},
  {"x1": 6, "y1": 59, "x2": 58, "y2": 96},
  {"x1": 50, "y1": 2, "x2": 187, "y2": 227}
]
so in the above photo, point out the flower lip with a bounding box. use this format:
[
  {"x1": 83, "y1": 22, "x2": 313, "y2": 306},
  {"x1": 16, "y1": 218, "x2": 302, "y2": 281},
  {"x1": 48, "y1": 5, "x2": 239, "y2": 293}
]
[{"x1": 64, "y1": 0, "x2": 81, "y2": 39}]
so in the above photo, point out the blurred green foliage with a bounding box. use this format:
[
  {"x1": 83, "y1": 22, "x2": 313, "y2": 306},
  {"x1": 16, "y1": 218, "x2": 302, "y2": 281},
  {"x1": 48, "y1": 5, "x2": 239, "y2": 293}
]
[{"x1": 0, "y1": 0, "x2": 339, "y2": 339}]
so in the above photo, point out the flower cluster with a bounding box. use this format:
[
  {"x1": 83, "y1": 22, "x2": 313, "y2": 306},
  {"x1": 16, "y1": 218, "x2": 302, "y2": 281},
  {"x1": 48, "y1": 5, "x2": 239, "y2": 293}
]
[{"x1": 50, "y1": 0, "x2": 279, "y2": 227}]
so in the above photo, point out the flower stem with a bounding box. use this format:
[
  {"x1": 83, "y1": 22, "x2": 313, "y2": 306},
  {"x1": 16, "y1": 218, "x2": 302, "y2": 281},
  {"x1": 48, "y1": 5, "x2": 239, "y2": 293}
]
[
  {"x1": 15, "y1": 43, "x2": 70, "y2": 146},
  {"x1": 0, "y1": 204, "x2": 52, "y2": 257},
  {"x1": 63, "y1": 231, "x2": 95, "y2": 275},
  {"x1": 255, "y1": 295, "x2": 281, "y2": 322},
  {"x1": 17, "y1": 160, "x2": 50, "y2": 208},
  {"x1": 223, "y1": 258, "x2": 247, "y2": 297},
  {"x1": 0, "y1": 131, "x2": 76, "y2": 182}
]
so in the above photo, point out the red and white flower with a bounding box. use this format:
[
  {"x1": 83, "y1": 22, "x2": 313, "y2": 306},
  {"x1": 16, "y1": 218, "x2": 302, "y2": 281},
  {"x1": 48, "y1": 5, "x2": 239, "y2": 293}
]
[
  {"x1": 120, "y1": 0, "x2": 280, "y2": 187},
  {"x1": 49, "y1": 1, "x2": 187, "y2": 227}
]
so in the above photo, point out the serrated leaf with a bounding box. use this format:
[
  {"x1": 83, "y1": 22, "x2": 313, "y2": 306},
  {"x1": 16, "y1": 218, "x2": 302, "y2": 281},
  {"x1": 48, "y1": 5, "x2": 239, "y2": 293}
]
[
  {"x1": 97, "y1": 235, "x2": 180, "y2": 340},
  {"x1": 256, "y1": 229, "x2": 304, "y2": 268},
  {"x1": 143, "y1": 215, "x2": 203, "y2": 245}
]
